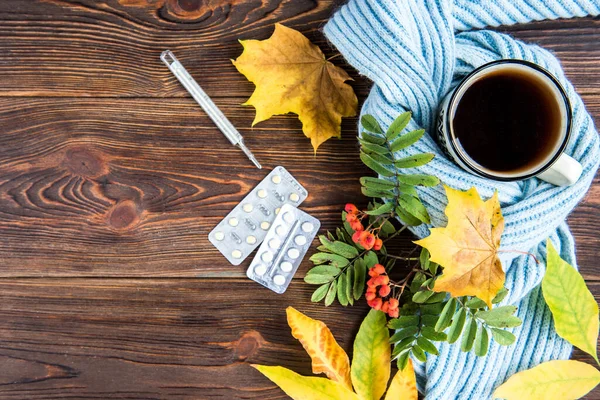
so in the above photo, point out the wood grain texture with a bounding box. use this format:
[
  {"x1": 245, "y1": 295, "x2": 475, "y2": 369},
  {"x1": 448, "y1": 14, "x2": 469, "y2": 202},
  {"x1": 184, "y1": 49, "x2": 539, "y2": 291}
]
[{"x1": 0, "y1": 0, "x2": 598, "y2": 399}]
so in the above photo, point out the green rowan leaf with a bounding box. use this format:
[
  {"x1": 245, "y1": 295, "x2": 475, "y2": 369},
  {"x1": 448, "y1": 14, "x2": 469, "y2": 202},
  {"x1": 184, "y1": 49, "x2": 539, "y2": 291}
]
[
  {"x1": 390, "y1": 129, "x2": 425, "y2": 152},
  {"x1": 448, "y1": 308, "x2": 467, "y2": 344},
  {"x1": 346, "y1": 267, "x2": 354, "y2": 306},
  {"x1": 311, "y1": 283, "x2": 331, "y2": 302},
  {"x1": 396, "y1": 174, "x2": 440, "y2": 187},
  {"x1": 435, "y1": 298, "x2": 457, "y2": 332},
  {"x1": 353, "y1": 259, "x2": 367, "y2": 300},
  {"x1": 417, "y1": 336, "x2": 439, "y2": 355},
  {"x1": 363, "y1": 251, "x2": 379, "y2": 268},
  {"x1": 361, "y1": 131, "x2": 386, "y2": 145},
  {"x1": 325, "y1": 280, "x2": 337, "y2": 306},
  {"x1": 360, "y1": 151, "x2": 395, "y2": 177},
  {"x1": 396, "y1": 351, "x2": 411, "y2": 370},
  {"x1": 365, "y1": 202, "x2": 394, "y2": 216},
  {"x1": 493, "y1": 287, "x2": 509, "y2": 304},
  {"x1": 461, "y1": 317, "x2": 477, "y2": 352},
  {"x1": 412, "y1": 290, "x2": 434, "y2": 304},
  {"x1": 412, "y1": 345, "x2": 427, "y2": 362},
  {"x1": 386, "y1": 111, "x2": 411, "y2": 140},
  {"x1": 337, "y1": 273, "x2": 348, "y2": 306},
  {"x1": 490, "y1": 328, "x2": 516, "y2": 346},
  {"x1": 474, "y1": 325, "x2": 490, "y2": 356},
  {"x1": 390, "y1": 326, "x2": 419, "y2": 343},
  {"x1": 359, "y1": 139, "x2": 389, "y2": 155},
  {"x1": 396, "y1": 206, "x2": 422, "y2": 226},
  {"x1": 360, "y1": 176, "x2": 396, "y2": 191},
  {"x1": 399, "y1": 194, "x2": 431, "y2": 224},
  {"x1": 422, "y1": 326, "x2": 448, "y2": 342},
  {"x1": 394, "y1": 153, "x2": 435, "y2": 168},
  {"x1": 319, "y1": 236, "x2": 359, "y2": 258},
  {"x1": 362, "y1": 187, "x2": 396, "y2": 199},
  {"x1": 388, "y1": 316, "x2": 420, "y2": 330},
  {"x1": 361, "y1": 114, "x2": 384, "y2": 134},
  {"x1": 465, "y1": 297, "x2": 487, "y2": 309},
  {"x1": 310, "y1": 253, "x2": 349, "y2": 268}
]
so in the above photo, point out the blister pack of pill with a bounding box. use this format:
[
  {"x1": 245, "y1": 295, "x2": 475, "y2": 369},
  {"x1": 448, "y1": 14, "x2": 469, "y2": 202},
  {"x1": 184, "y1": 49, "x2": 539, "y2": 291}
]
[
  {"x1": 247, "y1": 203, "x2": 320, "y2": 294},
  {"x1": 208, "y1": 166, "x2": 308, "y2": 265}
]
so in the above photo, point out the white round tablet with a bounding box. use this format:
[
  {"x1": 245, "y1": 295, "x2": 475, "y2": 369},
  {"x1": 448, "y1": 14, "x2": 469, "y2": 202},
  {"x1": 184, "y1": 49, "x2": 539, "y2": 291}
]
[
  {"x1": 214, "y1": 231, "x2": 225, "y2": 241},
  {"x1": 242, "y1": 203, "x2": 253, "y2": 213},
  {"x1": 271, "y1": 175, "x2": 282, "y2": 184},
  {"x1": 246, "y1": 235, "x2": 257, "y2": 245},
  {"x1": 302, "y1": 222, "x2": 314, "y2": 232},
  {"x1": 280, "y1": 261, "x2": 293, "y2": 272},
  {"x1": 289, "y1": 193, "x2": 300, "y2": 202},
  {"x1": 287, "y1": 248, "x2": 300, "y2": 259},
  {"x1": 260, "y1": 221, "x2": 270, "y2": 230},
  {"x1": 294, "y1": 235, "x2": 307, "y2": 246},
  {"x1": 273, "y1": 275, "x2": 286, "y2": 286},
  {"x1": 275, "y1": 225, "x2": 286, "y2": 236},
  {"x1": 257, "y1": 189, "x2": 267, "y2": 198},
  {"x1": 269, "y1": 238, "x2": 281, "y2": 249},
  {"x1": 254, "y1": 264, "x2": 267, "y2": 276},
  {"x1": 283, "y1": 212, "x2": 294, "y2": 223},
  {"x1": 228, "y1": 217, "x2": 239, "y2": 227},
  {"x1": 232, "y1": 250, "x2": 242, "y2": 259},
  {"x1": 261, "y1": 251, "x2": 273, "y2": 262}
]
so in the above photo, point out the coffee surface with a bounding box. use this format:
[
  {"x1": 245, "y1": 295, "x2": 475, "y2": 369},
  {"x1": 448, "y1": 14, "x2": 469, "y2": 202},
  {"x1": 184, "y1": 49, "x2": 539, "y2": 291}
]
[{"x1": 452, "y1": 69, "x2": 562, "y2": 173}]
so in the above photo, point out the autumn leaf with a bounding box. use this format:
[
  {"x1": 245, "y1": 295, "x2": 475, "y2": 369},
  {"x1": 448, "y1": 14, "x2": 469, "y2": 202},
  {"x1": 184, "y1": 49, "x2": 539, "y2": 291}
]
[
  {"x1": 415, "y1": 186, "x2": 505, "y2": 308},
  {"x1": 384, "y1": 359, "x2": 418, "y2": 400},
  {"x1": 251, "y1": 365, "x2": 361, "y2": 400},
  {"x1": 286, "y1": 307, "x2": 352, "y2": 389},
  {"x1": 232, "y1": 23, "x2": 358, "y2": 152},
  {"x1": 542, "y1": 240, "x2": 599, "y2": 363},
  {"x1": 351, "y1": 309, "x2": 391, "y2": 400},
  {"x1": 493, "y1": 360, "x2": 600, "y2": 400}
]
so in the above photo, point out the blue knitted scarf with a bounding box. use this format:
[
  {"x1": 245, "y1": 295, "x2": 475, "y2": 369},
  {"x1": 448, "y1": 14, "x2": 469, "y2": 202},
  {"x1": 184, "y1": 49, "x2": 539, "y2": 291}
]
[{"x1": 324, "y1": 1, "x2": 600, "y2": 398}]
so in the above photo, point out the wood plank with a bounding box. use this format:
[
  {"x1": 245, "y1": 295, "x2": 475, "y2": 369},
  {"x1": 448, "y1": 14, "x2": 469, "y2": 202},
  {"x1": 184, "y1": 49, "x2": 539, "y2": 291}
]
[
  {"x1": 0, "y1": 96, "x2": 597, "y2": 277},
  {"x1": 0, "y1": 279, "x2": 598, "y2": 399},
  {"x1": 0, "y1": 1, "x2": 597, "y2": 100}
]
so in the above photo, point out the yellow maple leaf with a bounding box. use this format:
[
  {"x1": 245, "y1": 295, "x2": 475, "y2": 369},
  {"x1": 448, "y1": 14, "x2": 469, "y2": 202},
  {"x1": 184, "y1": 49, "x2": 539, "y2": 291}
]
[
  {"x1": 414, "y1": 185, "x2": 505, "y2": 308},
  {"x1": 232, "y1": 23, "x2": 358, "y2": 152},
  {"x1": 384, "y1": 359, "x2": 418, "y2": 400},
  {"x1": 286, "y1": 307, "x2": 352, "y2": 390}
]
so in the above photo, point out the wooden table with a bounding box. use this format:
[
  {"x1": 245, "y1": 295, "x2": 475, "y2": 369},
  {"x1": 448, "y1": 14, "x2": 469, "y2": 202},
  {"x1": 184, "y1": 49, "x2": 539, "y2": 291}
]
[{"x1": 0, "y1": 1, "x2": 598, "y2": 399}]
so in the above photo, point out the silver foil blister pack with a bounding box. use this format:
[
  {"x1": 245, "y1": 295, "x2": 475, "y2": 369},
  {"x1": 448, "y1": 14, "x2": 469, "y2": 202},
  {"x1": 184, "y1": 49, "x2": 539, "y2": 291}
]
[
  {"x1": 246, "y1": 203, "x2": 320, "y2": 294},
  {"x1": 208, "y1": 166, "x2": 308, "y2": 265}
]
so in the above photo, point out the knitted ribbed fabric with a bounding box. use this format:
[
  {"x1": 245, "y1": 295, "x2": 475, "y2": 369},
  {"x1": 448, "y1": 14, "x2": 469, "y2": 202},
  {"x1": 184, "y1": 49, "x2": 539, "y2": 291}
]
[{"x1": 324, "y1": 1, "x2": 600, "y2": 399}]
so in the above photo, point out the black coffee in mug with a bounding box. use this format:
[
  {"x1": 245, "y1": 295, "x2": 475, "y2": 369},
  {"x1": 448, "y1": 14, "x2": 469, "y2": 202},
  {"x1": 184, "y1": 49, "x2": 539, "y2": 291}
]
[{"x1": 452, "y1": 68, "x2": 563, "y2": 173}]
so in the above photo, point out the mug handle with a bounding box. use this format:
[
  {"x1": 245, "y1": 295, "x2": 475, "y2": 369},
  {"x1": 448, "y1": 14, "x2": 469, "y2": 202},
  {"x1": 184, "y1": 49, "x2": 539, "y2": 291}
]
[{"x1": 536, "y1": 154, "x2": 582, "y2": 186}]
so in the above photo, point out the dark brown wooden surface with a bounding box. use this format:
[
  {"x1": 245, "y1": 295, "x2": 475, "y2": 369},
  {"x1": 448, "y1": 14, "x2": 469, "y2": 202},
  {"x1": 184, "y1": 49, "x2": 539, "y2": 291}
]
[{"x1": 0, "y1": 1, "x2": 598, "y2": 399}]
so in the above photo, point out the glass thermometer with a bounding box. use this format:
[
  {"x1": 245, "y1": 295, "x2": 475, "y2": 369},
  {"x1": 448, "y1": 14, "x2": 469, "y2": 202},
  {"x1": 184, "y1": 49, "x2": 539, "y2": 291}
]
[{"x1": 161, "y1": 50, "x2": 261, "y2": 169}]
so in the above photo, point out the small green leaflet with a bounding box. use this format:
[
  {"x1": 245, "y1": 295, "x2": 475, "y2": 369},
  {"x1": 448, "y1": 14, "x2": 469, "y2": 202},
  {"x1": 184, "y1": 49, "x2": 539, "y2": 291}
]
[
  {"x1": 361, "y1": 114, "x2": 384, "y2": 134},
  {"x1": 386, "y1": 111, "x2": 411, "y2": 140}
]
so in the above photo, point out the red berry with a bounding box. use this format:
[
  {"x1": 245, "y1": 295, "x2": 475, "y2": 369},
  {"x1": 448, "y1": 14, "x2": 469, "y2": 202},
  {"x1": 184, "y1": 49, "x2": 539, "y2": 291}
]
[
  {"x1": 359, "y1": 232, "x2": 376, "y2": 250},
  {"x1": 345, "y1": 203, "x2": 359, "y2": 215},
  {"x1": 372, "y1": 264, "x2": 386, "y2": 275},
  {"x1": 346, "y1": 213, "x2": 358, "y2": 223},
  {"x1": 374, "y1": 275, "x2": 389, "y2": 286},
  {"x1": 365, "y1": 291, "x2": 376, "y2": 301},
  {"x1": 379, "y1": 285, "x2": 391, "y2": 297},
  {"x1": 366, "y1": 277, "x2": 377, "y2": 287},
  {"x1": 369, "y1": 297, "x2": 383, "y2": 310},
  {"x1": 373, "y1": 237, "x2": 383, "y2": 251},
  {"x1": 366, "y1": 285, "x2": 377, "y2": 293},
  {"x1": 351, "y1": 220, "x2": 364, "y2": 232},
  {"x1": 388, "y1": 298, "x2": 399, "y2": 308},
  {"x1": 352, "y1": 230, "x2": 363, "y2": 243},
  {"x1": 388, "y1": 308, "x2": 399, "y2": 318},
  {"x1": 381, "y1": 301, "x2": 389, "y2": 313}
]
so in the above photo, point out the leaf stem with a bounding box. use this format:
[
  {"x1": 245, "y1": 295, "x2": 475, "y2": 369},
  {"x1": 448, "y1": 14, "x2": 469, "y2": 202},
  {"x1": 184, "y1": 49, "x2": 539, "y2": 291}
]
[
  {"x1": 387, "y1": 255, "x2": 419, "y2": 261},
  {"x1": 498, "y1": 250, "x2": 539, "y2": 264}
]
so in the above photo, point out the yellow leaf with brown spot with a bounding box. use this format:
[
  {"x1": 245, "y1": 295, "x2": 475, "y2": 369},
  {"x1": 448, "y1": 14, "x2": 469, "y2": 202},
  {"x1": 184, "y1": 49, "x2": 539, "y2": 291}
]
[
  {"x1": 286, "y1": 307, "x2": 352, "y2": 390},
  {"x1": 384, "y1": 359, "x2": 418, "y2": 400},
  {"x1": 414, "y1": 185, "x2": 505, "y2": 308},
  {"x1": 232, "y1": 23, "x2": 358, "y2": 152}
]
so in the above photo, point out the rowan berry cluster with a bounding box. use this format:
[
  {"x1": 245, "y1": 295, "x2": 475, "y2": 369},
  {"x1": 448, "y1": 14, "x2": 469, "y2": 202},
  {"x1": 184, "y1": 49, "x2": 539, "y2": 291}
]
[
  {"x1": 366, "y1": 264, "x2": 399, "y2": 318},
  {"x1": 344, "y1": 203, "x2": 383, "y2": 250}
]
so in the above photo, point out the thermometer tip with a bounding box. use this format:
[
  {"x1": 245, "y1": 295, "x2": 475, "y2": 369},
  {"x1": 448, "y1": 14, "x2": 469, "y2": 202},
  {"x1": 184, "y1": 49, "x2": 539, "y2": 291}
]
[{"x1": 238, "y1": 141, "x2": 262, "y2": 169}]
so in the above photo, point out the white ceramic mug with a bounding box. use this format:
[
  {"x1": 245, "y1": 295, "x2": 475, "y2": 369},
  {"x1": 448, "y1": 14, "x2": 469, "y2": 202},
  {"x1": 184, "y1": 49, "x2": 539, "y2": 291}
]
[{"x1": 437, "y1": 60, "x2": 582, "y2": 186}]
